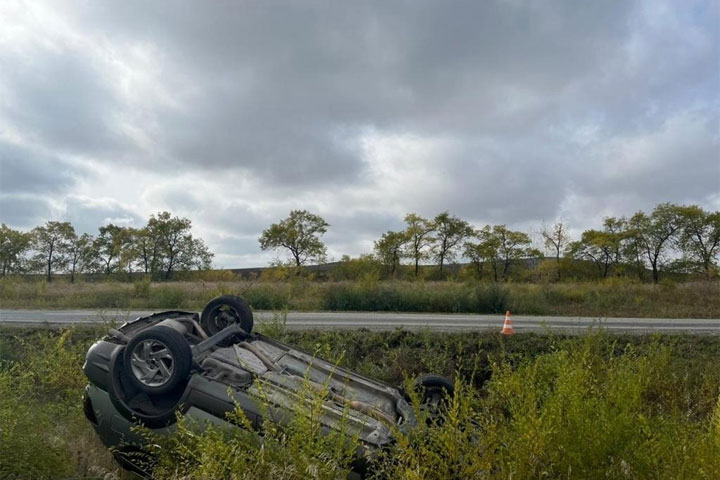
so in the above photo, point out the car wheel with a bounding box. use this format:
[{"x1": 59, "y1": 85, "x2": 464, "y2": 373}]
[
  {"x1": 413, "y1": 374, "x2": 455, "y2": 423},
  {"x1": 123, "y1": 326, "x2": 192, "y2": 395},
  {"x1": 200, "y1": 294, "x2": 254, "y2": 335}
]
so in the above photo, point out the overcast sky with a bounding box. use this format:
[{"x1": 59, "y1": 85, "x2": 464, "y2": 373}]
[{"x1": 1, "y1": 1, "x2": 718, "y2": 267}]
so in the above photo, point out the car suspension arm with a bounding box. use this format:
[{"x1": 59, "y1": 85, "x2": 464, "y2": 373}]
[{"x1": 191, "y1": 323, "x2": 249, "y2": 359}]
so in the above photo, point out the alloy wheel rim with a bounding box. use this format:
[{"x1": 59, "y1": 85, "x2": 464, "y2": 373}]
[{"x1": 129, "y1": 339, "x2": 174, "y2": 387}]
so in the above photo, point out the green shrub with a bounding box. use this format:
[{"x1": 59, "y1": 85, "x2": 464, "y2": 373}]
[
  {"x1": 475, "y1": 282, "x2": 510, "y2": 313},
  {"x1": 475, "y1": 336, "x2": 720, "y2": 479},
  {"x1": 194, "y1": 269, "x2": 238, "y2": 282},
  {"x1": 0, "y1": 327, "x2": 718, "y2": 479},
  {"x1": 0, "y1": 328, "x2": 118, "y2": 479},
  {"x1": 150, "y1": 286, "x2": 187, "y2": 308},
  {"x1": 257, "y1": 309, "x2": 289, "y2": 338},
  {"x1": 133, "y1": 276, "x2": 152, "y2": 298},
  {"x1": 375, "y1": 334, "x2": 720, "y2": 480},
  {"x1": 245, "y1": 283, "x2": 294, "y2": 310}
]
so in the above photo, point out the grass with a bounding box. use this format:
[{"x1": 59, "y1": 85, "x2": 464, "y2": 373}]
[
  {"x1": 0, "y1": 326, "x2": 121, "y2": 479},
  {"x1": 0, "y1": 325, "x2": 719, "y2": 479},
  {"x1": 1, "y1": 277, "x2": 719, "y2": 318}
]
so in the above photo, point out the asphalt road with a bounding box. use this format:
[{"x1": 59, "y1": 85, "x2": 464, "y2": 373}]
[{"x1": 0, "y1": 309, "x2": 718, "y2": 334}]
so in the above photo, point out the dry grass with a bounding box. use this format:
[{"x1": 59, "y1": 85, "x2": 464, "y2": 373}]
[{"x1": 1, "y1": 277, "x2": 718, "y2": 318}]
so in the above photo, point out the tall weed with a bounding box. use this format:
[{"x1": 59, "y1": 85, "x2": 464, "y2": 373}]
[
  {"x1": 1, "y1": 279, "x2": 718, "y2": 318},
  {"x1": 376, "y1": 333, "x2": 720, "y2": 479},
  {"x1": 0, "y1": 328, "x2": 119, "y2": 479},
  {"x1": 0, "y1": 327, "x2": 718, "y2": 479}
]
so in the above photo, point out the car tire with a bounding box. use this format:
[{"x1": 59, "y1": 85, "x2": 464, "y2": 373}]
[
  {"x1": 200, "y1": 295, "x2": 254, "y2": 335},
  {"x1": 413, "y1": 374, "x2": 455, "y2": 422},
  {"x1": 123, "y1": 326, "x2": 192, "y2": 395}
]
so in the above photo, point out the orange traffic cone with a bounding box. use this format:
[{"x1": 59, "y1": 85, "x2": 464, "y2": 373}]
[{"x1": 501, "y1": 310, "x2": 514, "y2": 335}]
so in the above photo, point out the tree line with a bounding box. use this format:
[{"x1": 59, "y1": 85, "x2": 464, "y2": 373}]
[
  {"x1": 0, "y1": 212, "x2": 213, "y2": 281},
  {"x1": 259, "y1": 204, "x2": 720, "y2": 283},
  {"x1": 3, "y1": 203, "x2": 717, "y2": 284}
]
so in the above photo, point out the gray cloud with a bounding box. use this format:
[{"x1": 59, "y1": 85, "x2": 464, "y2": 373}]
[
  {"x1": 0, "y1": 143, "x2": 81, "y2": 194},
  {"x1": 0, "y1": 195, "x2": 54, "y2": 228},
  {"x1": 0, "y1": 50, "x2": 127, "y2": 157},
  {"x1": 51, "y1": 2, "x2": 640, "y2": 173},
  {"x1": 0, "y1": 0, "x2": 717, "y2": 266},
  {"x1": 573, "y1": 111, "x2": 720, "y2": 202},
  {"x1": 62, "y1": 196, "x2": 143, "y2": 235}
]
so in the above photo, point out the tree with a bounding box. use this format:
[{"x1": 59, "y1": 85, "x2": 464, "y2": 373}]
[
  {"x1": 258, "y1": 210, "x2": 329, "y2": 269},
  {"x1": 117, "y1": 228, "x2": 141, "y2": 279},
  {"x1": 334, "y1": 254, "x2": 382, "y2": 281},
  {"x1": 571, "y1": 219, "x2": 628, "y2": 279},
  {"x1": 675, "y1": 205, "x2": 720, "y2": 278},
  {"x1": 0, "y1": 224, "x2": 32, "y2": 276},
  {"x1": 31, "y1": 221, "x2": 75, "y2": 282},
  {"x1": 628, "y1": 203, "x2": 682, "y2": 283},
  {"x1": 621, "y1": 225, "x2": 647, "y2": 281},
  {"x1": 463, "y1": 241, "x2": 485, "y2": 279},
  {"x1": 178, "y1": 237, "x2": 214, "y2": 271},
  {"x1": 463, "y1": 226, "x2": 500, "y2": 281},
  {"x1": 571, "y1": 230, "x2": 615, "y2": 278},
  {"x1": 432, "y1": 212, "x2": 473, "y2": 272},
  {"x1": 135, "y1": 227, "x2": 159, "y2": 274},
  {"x1": 374, "y1": 230, "x2": 409, "y2": 278},
  {"x1": 462, "y1": 225, "x2": 533, "y2": 282},
  {"x1": 94, "y1": 224, "x2": 130, "y2": 276},
  {"x1": 134, "y1": 226, "x2": 162, "y2": 275},
  {"x1": 147, "y1": 212, "x2": 212, "y2": 280},
  {"x1": 541, "y1": 221, "x2": 570, "y2": 280},
  {"x1": 602, "y1": 217, "x2": 627, "y2": 267},
  {"x1": 493, "y1": 225, "x2": 533, "y2": 280},
  {"x1": 66, "y1": 233, "x2": 96, "y2": 283},
  {"x1": 403, "y1": 213, "x2": 435, "y2": 277},
  {"x1": 148, "y1": 212, "x2": 189, "y2": 280}
]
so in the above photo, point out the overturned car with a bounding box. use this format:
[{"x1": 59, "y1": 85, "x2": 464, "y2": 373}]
[{"x1": 82, "y1": 295, "x2": 454, "y2": 477}]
